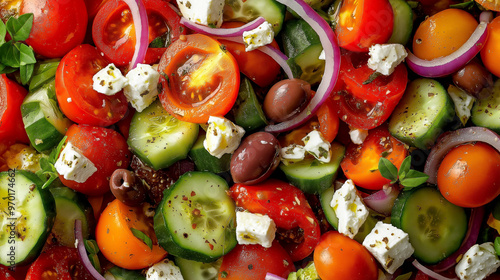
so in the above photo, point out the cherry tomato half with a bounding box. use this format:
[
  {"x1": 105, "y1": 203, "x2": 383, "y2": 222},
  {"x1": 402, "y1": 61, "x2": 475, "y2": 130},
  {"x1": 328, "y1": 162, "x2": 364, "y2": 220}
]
[
  {"x1": 0, "y1": 74, "x2": 29, "y2": 144},
  {"x1": 481, "y1": 15, "x2": 500, "y2": 77},
  {"x1": 158, "y1": 34, "x2": 240, "y2": 123}
]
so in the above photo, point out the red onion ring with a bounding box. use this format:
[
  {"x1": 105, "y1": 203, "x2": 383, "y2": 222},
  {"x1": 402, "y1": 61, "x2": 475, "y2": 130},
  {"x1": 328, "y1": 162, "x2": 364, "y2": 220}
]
[
  {"x1": 181, "y1": 16, "x2": 266, "y2": 37},
  {"x1": 413, "y1": 260, "x2": 458, "y2": 280},
  {"x1": 265, "y1": 273, "x2": 287, "y2": 280},
  {"x1": 123, "y1": 0, "x2": 149, "y2": 71},
  {"x1": 363, "y1": 186, "x2": 400, "y2": 216},
  {"x1": 264, "y1": 0, "x2": 341, "y2": 133},
  {"x1": 424, "y1": 127, "x2": 500, "y2": 184},
  {"x1": 406, "y1": 11, "x2": 491, "y2": 78},
  {"x1": 75, "y1": 219, "x2": 106, "y2": 280}
]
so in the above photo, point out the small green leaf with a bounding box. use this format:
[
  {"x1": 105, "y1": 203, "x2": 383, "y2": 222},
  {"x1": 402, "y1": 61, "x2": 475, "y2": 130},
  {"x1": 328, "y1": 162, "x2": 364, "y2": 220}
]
[
  {"x1": 41, "y1": 173, "x2": 58, "y2": 189},
  {"x1": 400, "y1": 169, "x2": 429, "y2": 189},
  {"x1": 0, "y1": 42, "x2": 21, "y2": 67},
  {"x1": 130, "y1": 228, "x2": 153, "y2": 250},
  {"x1": 84, "y1": 239, "x2": 100, "y2": 255},
  {"x1": 395, "y1": 272, "x2": 412, "y2": 280},
  {"x1": 0, "y1": 20, "x2": 6, "y2": 45},
  {"x1": 39, "y1": 157, "x2": 52, "y2": 171},
  {"x1": 495, "y1": 237, "x2": 500, "y2": 256},
  {"x1": 19, "y1": 43, "x2": 36, "y2": 65},
  {"x1": 20, "y1": 62, "x2": 34, "y2": 85},
  {"x1": 6, "y1": 13, "x2": 33, "y2": 42},
  {"x1": 0, "y1": 63, "x2": 16, "y2": 74},
  {"x1": 398, "y1": 156, "x2": 412, "y2": 180},
  {"x1": 378, "y1": 157, "x2": 398, "y2": 181},
  {"x1": 50, "y1": 136, "x2": 67, "y2": 163}
]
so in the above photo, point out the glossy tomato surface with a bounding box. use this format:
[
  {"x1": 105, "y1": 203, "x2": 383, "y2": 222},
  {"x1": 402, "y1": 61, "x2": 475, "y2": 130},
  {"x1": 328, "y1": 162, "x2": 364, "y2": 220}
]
[
  {"x1": 0, "y1": 74, "x2": 29, "y2": 144},
  {"x1": 481, "y1": 15, "x2": 500, "y2": 77}
]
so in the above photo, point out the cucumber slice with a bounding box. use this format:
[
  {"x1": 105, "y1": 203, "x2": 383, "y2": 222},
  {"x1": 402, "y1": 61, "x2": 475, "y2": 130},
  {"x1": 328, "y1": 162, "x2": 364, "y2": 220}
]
[
  {"x1": 0, "y1": 170, "x2": 55, "y2": 266},
  {"x1": 471, "y1": 79, "x2": 500, "y2": 133},
  {"x1": 175, "y1": 256, "x2": 221, "y2": 280},
  {"x1": 105, "y1": 266, "x2": 146, "y2": 280},
  {"x1": 29, "y1": 59, "x2": 60, "y2": 92},
  {"x1": 223, "y1": 0, "x2": 285, "y2": 34},
  {"x1": 154, "y1": 171, "x2": 237, "y2": 262},
  {"x1": 280, "y1": 142, "x2": 345, "y2": 194},
  {"x1": 388, "y1": 78, "x2": 455, "y2": 150},
  {"x1": 189, "y1": 131, "x2": 231, "y2": 174},
  {"x1": 391, "y1": 186, "x2": 467, "y2": 264},
  {"x1": 21, "y1": 80, "x2": 72, "y2": 152},
  {"x1": 387, "y1": 0, "x2": 413, "y2": 45},
  {"x1": 128, "y1": 100, "x2": 199, "y2": 170},
  {"x1": 231, "y1": 77, "x2": 267, "y2": 132}
]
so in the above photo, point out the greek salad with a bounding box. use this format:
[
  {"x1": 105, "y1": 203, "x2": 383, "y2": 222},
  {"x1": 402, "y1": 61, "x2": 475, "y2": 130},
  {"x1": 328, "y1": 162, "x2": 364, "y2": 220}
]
[{"x1": 1, "y1": 0, "x2": 500, "y2": 279}]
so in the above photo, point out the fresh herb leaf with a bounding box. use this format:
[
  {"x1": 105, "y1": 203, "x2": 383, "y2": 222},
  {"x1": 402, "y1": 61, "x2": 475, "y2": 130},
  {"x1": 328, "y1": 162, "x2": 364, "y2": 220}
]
[
  {"x1": 0, "y1": 42, "x2": 20, "y2": 67},
  {"x1": 378, "y1": 157, "x2": 399, "y2": 182},
  {"x1": 394, "y1": 272, "x2": 412, "y2": 280},
  {"x1": 378, "y1": 155, "x2": 429, "y2": 190},
  {"x1": 84, "y1": 239, "x2": 100, "y2": 255},
  {"x1": 401, "y1": 169, "x2": 429, "y2": 189},
  {"x1": 130, "y1": 228, "x2": 153, "y2": 250},
  {"x1": 19, "y1": 43, "x2": 36, "y2": 65},
  {"x1": 398, "y1": 156, "x2": 412, "y2": 180},
  {"x1": 6, "y1": 13, "x2": 33, "y2": 42},
  {"x1": 0, "y1": 20, "x2": 6, "y2": 45},
  {"x1": 0, "y1": 63, "x2": 17, "y2": 74},
  {"x1": 36, "y1": 136, "x2": 67, "y2": 189},
  {"x1": 20, "y1": 63, "x2": 34, "y2": 85}
]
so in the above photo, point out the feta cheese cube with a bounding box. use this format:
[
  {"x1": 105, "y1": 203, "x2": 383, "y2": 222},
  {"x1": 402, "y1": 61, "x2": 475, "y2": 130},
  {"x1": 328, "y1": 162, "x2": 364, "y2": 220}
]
[
  {"x1": 280, "y1": 144, "x2": 306, "y2": 165},
  {"x1": 243, "y1": 21, "x2": 274, "y2": 52},
  {"x1": 123, "y1": 63, "x2": 160, "y2": 112},
  {"x1": 54, "y1": 142, "x2": 97, "y2": 183},
  {"x1": 455, "y1": 242, "x2": 500, "y2": 280},
  {"x1": 349, "y1": 128, "x2": 369, "y2": 145},
  {"x1": 367, "y1": 44, "x2": 408, "y2": 76},
  {"x1": 362, "y1": 221, "x2": 415, "y2": 274},
  {"x1": 318, "y1": 50, "x2": 326, "y2": 60},
  {"x1": 203, "y1": 116, "x2": 246, "y2": 158},
  {"x1": 330, "y1": 179, "x2": 369, "y2": 238},
  {"x1": 302, "y1": 130, "x2": 331, "y2": 163},
  {"x1": 92, "y1": 64, "x2": 128, "y2": 95},
  {"x1": 146, "y1": 259, "x2": 184, "y2": 280},
  {"x1": 176, "y1": 0, "x2": 224, "y2": 27},
  {"x1": 236, "y1": 211, "x2": 276, "y2": 248}
]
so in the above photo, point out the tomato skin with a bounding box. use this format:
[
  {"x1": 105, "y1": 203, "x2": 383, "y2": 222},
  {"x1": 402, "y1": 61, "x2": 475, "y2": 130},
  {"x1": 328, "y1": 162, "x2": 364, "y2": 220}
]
[
  {"x1": 437, "y1": 142, "x2": 500, "y2": 208},
  {"x1": 314, "y1": 231, "x2": 378, "y2": 280},
  {"x1": 59, "y1": 124, "x2": 131, "y2": 196},
  {"x1": 21, "y1": 0, "x2": 88, "y2": 58},
  {"x1": 341, "y1": 125, "x2": 408, "y2": 190},
  {"x1": 0, "y1": 74, "x2": 29, "y2": 144},
  {"x1": 481, "y1": 16, "x2": 500, "y2": 78},
  {"x1": 218, "y1": 241, "x2": 295, "y2": 280},
  {"x1": 96, "y1": 199, "x2": 167, "y2": 270},
  {"x1": 335, "y1": 0, "x2": 394, "y2": 52},
  {"x1": 229, "y1": 179, "x2": 321, "y2": 262},
  {"x1": 158, "y1": 34, "x2": 240, "y2": 123},
  {"x1": 55, "y1": 44, "x2": 128, "y2": 127},
  {"x1": 0, "y1": 265, "x2": 15, "y2": 280}
]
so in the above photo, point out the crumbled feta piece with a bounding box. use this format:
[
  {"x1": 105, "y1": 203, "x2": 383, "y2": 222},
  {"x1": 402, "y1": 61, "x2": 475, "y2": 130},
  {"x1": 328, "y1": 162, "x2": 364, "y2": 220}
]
[
  {"x1": 243, "y1": 21, "x2": 274, "y2": 52},
  {"x1": 203, "y1": 116, "x2": 245, "y2": 158},
  {"x1": 146, "y1": 259, "x2": 184, "y2": 280},
  {"x1": 92, "y1": 63, "x2": 128, "y2": 95},
  {"x1": 318, "y1": 50, "x2": 325, "y2": 60},
  {"x1": 455, "y1": 242, "x2": 500, "y2": 280},
  {"x1": 54, "y1": 142, "x2": 97, "y2": 183},
  {"x1": 236, "y1": 211, "x2": 276, "y2": 248},
  {"x1": 302, "y1": 130, "x2": 331, "y2": 163},
  {"x1": 362, "y1": 221, "x2": 415, "y2": 274},
  {"x1": 330, "y1": 179, "x2": 369, "y2": 238},
  {"x1": 280, "y1": 144, "x2": 306, "y2": 165},
  {"x1": 349, "y1": 128, "x2": 369, "y2": 145},
  {"x1": 123, "y1": 63, "x2": 160, "y2": 112},
  {"x1": 367, "y1": 44, "x2": 408, "y2": 76},
  {"x1": 176, "y1": 0, "x2": 224, "y2": 27},
  {"x1": 448, "y1": 85, "x2": 476, "y2": 126}
]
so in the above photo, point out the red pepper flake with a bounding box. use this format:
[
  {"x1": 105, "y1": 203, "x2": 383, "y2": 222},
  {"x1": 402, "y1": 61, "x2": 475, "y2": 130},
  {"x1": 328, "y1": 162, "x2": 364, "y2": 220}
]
[
  {"x1": 182, "y1": 195, "x2": 188, "y2": 201},
  {"x1": 191, "y1": 191, "x2": 196, "y2": 196},
  {"x1": 192, "y1": 223, "x2": 197, "y2": 229}
]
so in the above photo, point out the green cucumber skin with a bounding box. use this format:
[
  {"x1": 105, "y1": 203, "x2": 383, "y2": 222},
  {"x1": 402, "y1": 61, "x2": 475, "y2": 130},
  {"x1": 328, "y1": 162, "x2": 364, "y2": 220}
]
[
  {"x1": 471, "y1": 79, "x2": 500, "y2": 133},
  {"x1": 319, "y1": 186, "x2": 338, "y2": 230},
  {"x1": 387, "y1": 0, "x2": 413, "y2": 45},
  {"x1": 189, "y1": 132, "x2": 231, "y2": 174},
  {"x1": 223, "y1": 0, "x2": 285, "y2": 34},
  {"x1": 232, "y1": 77, "x2": 267, "y2": 132},
  {"x1": 175, "y1": 256, "x2": 221, "y2": 280}
]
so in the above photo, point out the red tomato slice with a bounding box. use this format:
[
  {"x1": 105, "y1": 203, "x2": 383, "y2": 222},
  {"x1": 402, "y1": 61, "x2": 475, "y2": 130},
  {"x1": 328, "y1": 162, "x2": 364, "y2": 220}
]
[
  {"x1": 0, "y1": 74, "x2": 29, "y2": 144},
  {"x1": 158, "y1": 34, "x2": 240, "y2": 123},
  {"x1": 55, "y1": 44, "x2": 128, "y2": 127},
  {"x1": 0, "y1": 265, "x2": 15, "y2": 280},
  {"x1": 335, "y1": 0, "x2": 394, "y2": 52},
  {"x1": 92, "y1": 0, "x2": 185, "y2": 67}
]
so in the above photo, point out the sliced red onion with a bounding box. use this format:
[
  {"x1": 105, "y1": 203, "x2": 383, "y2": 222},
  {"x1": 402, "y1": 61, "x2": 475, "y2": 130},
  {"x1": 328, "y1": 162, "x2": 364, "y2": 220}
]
[
  {"x1": 363, "y1": 186, "x2": 400, "y2": 216},
  {"x1": 413, "y1": 260, "x2": 459, "y2": 280},
  {"x1": 75, "y1": 219, "x2": 106, "y2": 280},
  {"x1": 428, "y1": 207, "x2": 485, "y2": 272},
  {"x1": 264, "y1": 0, "x2": 341, "y2": 133},
  {"x1": 181, "y1": 16, "x2": 266, "y2": 37},
  {"x1": 265, "y1": 273, "x2": 287, "y2": 280},
  {"x1": 480, "y1": 11, "x2": 494, "y2": 24},
  {"x1": 123, "y1": 0, "x2": 149, "y2": 71},
  {"x1": 424, "y1": 127, "x2": 500, "y2": 184},
  {"x1": 406, "y1": 12, "x2": 491, "y2": 78}
]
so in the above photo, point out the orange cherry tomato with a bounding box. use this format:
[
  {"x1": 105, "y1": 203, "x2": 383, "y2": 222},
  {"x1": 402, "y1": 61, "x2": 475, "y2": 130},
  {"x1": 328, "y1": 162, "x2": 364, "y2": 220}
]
[
  {"x1": 158, "y1": 34, "x2": 240, "y2": 123},
  {"x1": 95, "y1": 199, "x2": 167, "y2": 270},
  {"x1": 412, "y1": 9, "x2": 478, "y2": 60},
  {"x1": 475, "y1": 0, "x2": 500, "y2": 12},
  {"x1": 481, "y1": 16, "x2": 500, "y2": 77},
  {"x1": 313, "y1": 231, "x2": 378, "y2": 280},
  {"x1": 340, "y1": 125, "x2": 408, "y2": 190},
  {"x1": 437, "y1": 142, "x2": 500, "y2": 208}
]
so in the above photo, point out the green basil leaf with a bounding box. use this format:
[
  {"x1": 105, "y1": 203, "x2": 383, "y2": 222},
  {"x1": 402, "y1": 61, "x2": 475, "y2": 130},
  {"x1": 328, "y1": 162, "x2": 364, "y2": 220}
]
[
  {"x1": 0, "y1": 63, "x2": 16, "y2": 74},
  {"x1": 378, "y1": 157, "x2": 398, "y2": 181},
  {"x1": 398, "y1": 156, "x2": 412, "y2": 180},
  {"x1": 130, "y1": 228, "x2": 153, "y2": 250},
  {"x1": 20, "y1": 62, "x2": 34, "y2": 85},
  {"x1": 6, "y1": 13, "x2": 33, "y2": 42},
  {"x1": 41, "y1": 173, "x2": 58, "y2": 189},
  {"x1": 84, "y1": 239, "x2": 100, "y2": 255},
  {"x1": 39, "y1": 157, "x2": 52, "y2": 171},
  {"x1": 395, "y1": 272, "x2": 412, "y2": 280},
  {"x1": 0, "y1": 42, "x2": 20, "y2": 67},
  {"x1": 400, "y1": 169, "x2": 429, "y2": 188},
  {"x1": 50, "y1": 136, "x2": 67, "y2": 163},
  {"x1": 0, "y1": 20, "x2": 6, "y2": 45},
  {"x1": 19, "y1": 43, "x2": 36, "y2": 66}
]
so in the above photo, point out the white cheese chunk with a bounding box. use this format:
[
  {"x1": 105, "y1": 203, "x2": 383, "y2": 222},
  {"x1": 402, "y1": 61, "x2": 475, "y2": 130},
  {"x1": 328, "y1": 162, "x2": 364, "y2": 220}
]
[
  {"x1": 54, "y1": 142, "x2": 97, "y2": 183},
  {"x1": 302, "y1": 130, "x2": 331, "y2": 163},
  {"x1": 367, "y1": 44, "x2": 408, "y2": 76},
  {"x1": 243, "y1": 21, "x2": 275, "y2": 52},
  {"x1": 330, "y1": 179, "x2": 369, "y2": 239},
  {"x1": 176, "y1": 0, "x2": 224, "y2": 27},
  {"x1": 146, "y1": 259, "x2": 184, "y2": 280},
  {"x1": 362, "y1": 221, "x2": 415, "y2": 274},
  {"x1": 448, "y1": 84, "x2": 476, "y2": 126},
  {"x1": 123, "y1": 63, "x2": 160, "y2": 112},
  {"x1": 203, "y1": 116, "x2": 246, "y2": 158},
  {"x1": 236, "y1": 211, "x2": 276, "y2": 248},
  {"x1": 455, "y1": 242, "x2": 500, "y2": 280},
  {"x1": 92, "y1": 63, "x2": 128, "y2": 95},
  {"x1": 280, "y1": 144, "x2": 306, "y2": 165},
  {"x1": 349, "y1": 128, "x2": 369, "y2": 145},
  {"x1": 318, "y1": 50, "x2": 325, "y2": 60}
]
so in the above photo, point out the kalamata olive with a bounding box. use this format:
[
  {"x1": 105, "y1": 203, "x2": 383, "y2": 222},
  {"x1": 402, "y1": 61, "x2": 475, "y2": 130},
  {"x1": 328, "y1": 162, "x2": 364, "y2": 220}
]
[
  {"x1": 452, "y1": 59, "x2": 493, "y2": 99},
  {"x1": 110, "y1": 169, "x2": 147, "y2": 206},
  {"x1": 230, "y1": 132, "x2": 281, "y2": 184},
  {"x1": 263, "y1": 79, "x2": 312, "y2": 122}
]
